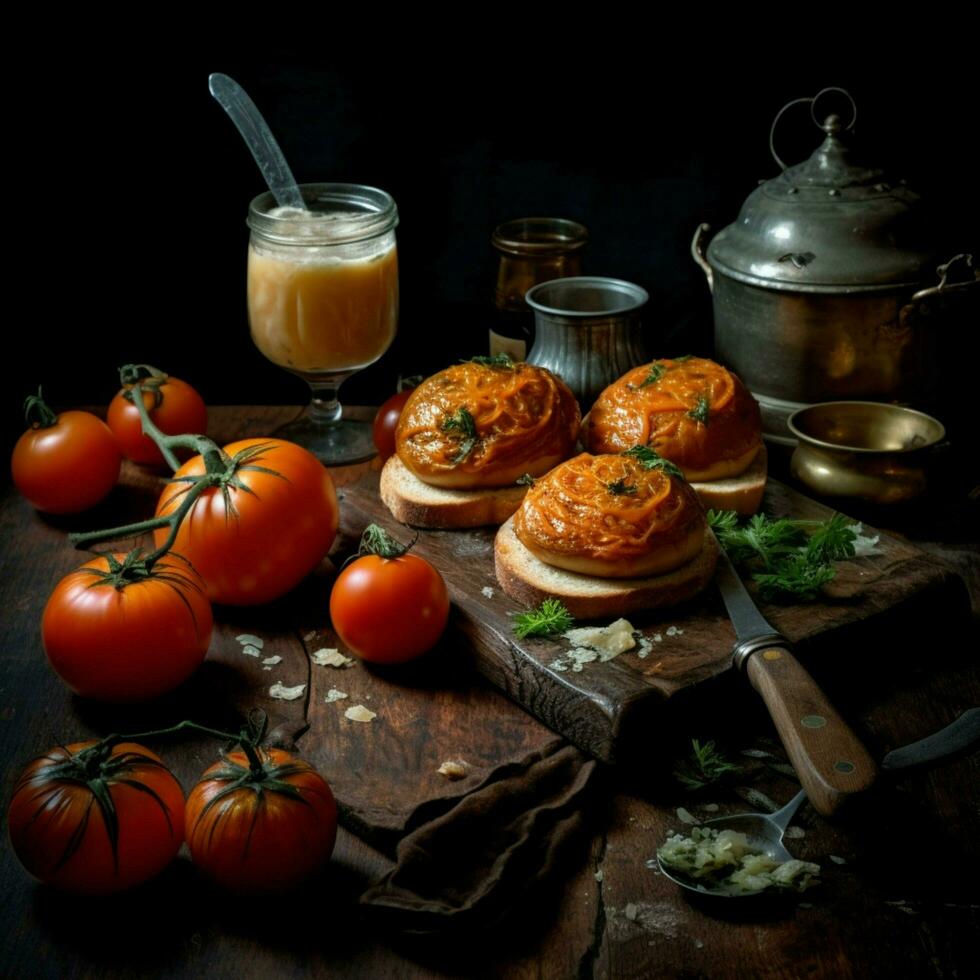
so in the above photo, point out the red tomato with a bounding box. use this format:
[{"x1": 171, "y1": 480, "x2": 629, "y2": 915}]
[
  {"x1": 42, "y1": 553, "x2": 213, "y2": 701},
  {"x1": 8, "y1": 740, "x2": 185, "y2": 894},
  {"x1": 11, "y1": 410, "x2": 121, "y2": 514},
  {"x1": 372, "y1": 389, "x2": 413, "y2": 462},
  {"x1": 330, "y1": 552, "x2": 449, "y2": 663},
  {"x1": 107, "y1": 375, "x2": 208, "y2": 466},
  {"x1": 185, "y1": 748, "x2": 337, "y2": 893},
  {"x1": 153, "y1": 438, "x2": 339, "y2": 605}
]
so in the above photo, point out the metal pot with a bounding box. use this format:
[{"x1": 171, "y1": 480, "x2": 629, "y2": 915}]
[{"x1": 692, "y1": 89, "x2": 978, "y2": 443}]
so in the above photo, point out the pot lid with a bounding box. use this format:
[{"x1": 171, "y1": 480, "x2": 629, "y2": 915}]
[{"x1": 707, "y1": 90, "x2": 940, "y2": 293}]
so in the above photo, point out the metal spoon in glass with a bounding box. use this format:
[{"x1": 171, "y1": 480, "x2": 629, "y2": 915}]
[{"x1": 658, "y1": 709, "x2": 979, "y2": 898}]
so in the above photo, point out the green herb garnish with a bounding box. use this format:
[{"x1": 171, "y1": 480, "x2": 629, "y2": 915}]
[
  {"x1": 442, "y1": 407, "x2": 478, "y2": 464},
  {"x1": 709, "y1": 510, "x2": 859, "y2": 601},
  {"x1": 513, "y1": 598, "x2": 575, "y2": 640},
  {"x1": 465, "y1": 353, "x2": 516, "y2": 369},
  {"x1": 687, "y1": 394, "x2": 711, "y2": 424},
  {"x1": 606, "y1": 479, "x2": 638, "y2": 496},
  {"x1": 673, "y1": 739, "x2": 741, "y2": 791},
  {"x1": 621, "y1": 445, "x2": 685, "y2": 480},
  {"x1": 754, "y1": 554, "x2": 838, "y2": 602},
  {"x1": 637, "y1": 361, "x2": 667, "y2": 388},
  {"x1": 674, "y1": 354, "x2": 693, "y2": 362},
  {"x1": 516, "y1": 473, "x2": 536, "y2": 487}
]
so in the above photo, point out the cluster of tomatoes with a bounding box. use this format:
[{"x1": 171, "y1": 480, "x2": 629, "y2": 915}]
[
  {"x1": 8, "y1": 734, "x2": 337, "y2": 895},
  {"x1": 8, "y1": 370, "x2": 451, "y2": 896}
]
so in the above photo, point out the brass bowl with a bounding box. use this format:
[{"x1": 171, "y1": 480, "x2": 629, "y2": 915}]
[{"x1": 787, "y1": 402, "x2": 946, "y2": 504}]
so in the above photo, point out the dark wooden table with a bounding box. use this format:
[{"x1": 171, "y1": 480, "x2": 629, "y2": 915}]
[{"x1": 2, "y1": 407, "x2": 978, "y2": 980}]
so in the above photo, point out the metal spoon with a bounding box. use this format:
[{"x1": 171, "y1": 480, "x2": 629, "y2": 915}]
[{"x1": 658, "y1": 708, "x2": 979, "y2": 898}]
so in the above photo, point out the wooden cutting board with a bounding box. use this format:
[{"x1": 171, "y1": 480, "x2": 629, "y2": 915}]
[{"x1": 339, "y1": 472, "x2": 968, "y2": 764}]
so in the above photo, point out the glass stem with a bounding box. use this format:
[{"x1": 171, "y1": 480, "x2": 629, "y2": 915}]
[{"x1": 307, "y1": 376, "x2": 349, "y2": 426}]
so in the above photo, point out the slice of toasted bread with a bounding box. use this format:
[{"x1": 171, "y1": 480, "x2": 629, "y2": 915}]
[
  {"x1": 494, "y1": 516, "x2": 719, "y2": 619},
  {"x1": 380, "y1": 454, "x2": 527, "y2": 528},
  {"x1": 690, "y1": 443, "x2": 767, "y2": 516}
]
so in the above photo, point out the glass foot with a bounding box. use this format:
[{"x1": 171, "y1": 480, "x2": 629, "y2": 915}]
[{"x1": 274, "y1": 414, "x2": 377, "y2": 466}]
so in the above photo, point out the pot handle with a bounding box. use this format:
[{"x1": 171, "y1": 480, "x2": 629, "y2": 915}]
[
  {"x1": 691, "y1": 223, "x2": 714, "y2": 293},
  {"x1": 902, "y1": 253, "x2": 978, "y2": 327},
  {"x1": 770, "y1": 87, "x2": 857, "y2": 170}
]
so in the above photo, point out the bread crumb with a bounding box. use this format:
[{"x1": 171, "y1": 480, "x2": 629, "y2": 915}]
[
  {"x1": 437, "y1": 759, "x2": 469, "y2": 779},
  {"x1": 269, "y1": 682, "x2": 306, "y2": 701},
  {"x1": 312, "y1": 648, "x2": 353, "y2": 667},
  {"x1": 345, "y1": 704, "x2": 376, "y2": 723}
]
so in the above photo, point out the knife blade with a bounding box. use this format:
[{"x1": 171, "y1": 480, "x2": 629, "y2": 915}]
[{"x1": 712, "y1": 532, "x2": 877, "y2": 817}]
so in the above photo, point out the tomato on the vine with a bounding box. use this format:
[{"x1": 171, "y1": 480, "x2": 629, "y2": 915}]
[
  {"x1": 329, "y1": 524, "x2": 449, "y2": 663},
  {"x1": 12, "y1": 393, "x2": 121, "y2": 514},
  {"x1": 372, "y1": 389, "x2": 413, "y2": 462},
  {"x1": 153, "y1": 438, "x2": 339, "y2": 605},
  {"x1": 7, "y1": 740, "x2": 185, "y2": 894},
  {"x1": 108, "y1": 369, "x2": 207, "y2": 467},
  {"x1": 42, "y1": 552, "x2": 213, "y2": 702},
  {"x1": 185, "y1": 747, "x2": 337, "y2": 893}
]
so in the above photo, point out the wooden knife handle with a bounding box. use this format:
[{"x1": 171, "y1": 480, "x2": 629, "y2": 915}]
[{"x1": 745, "y1": 646, "x2": 876, "y2": 817}]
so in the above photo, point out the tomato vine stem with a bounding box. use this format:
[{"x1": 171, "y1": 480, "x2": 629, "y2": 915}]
[{"x1": 23, "y1": 387, "x2": 58, "y2": 429}]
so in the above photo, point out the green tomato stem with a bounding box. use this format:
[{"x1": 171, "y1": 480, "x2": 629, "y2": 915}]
[{"x1": 23, "y1": 387, "x2": 58, "y2": 429}]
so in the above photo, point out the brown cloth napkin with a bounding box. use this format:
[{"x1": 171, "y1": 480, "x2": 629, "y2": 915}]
[{"x1": 359, "y1": 740, "x2": 599, "y2": 934}]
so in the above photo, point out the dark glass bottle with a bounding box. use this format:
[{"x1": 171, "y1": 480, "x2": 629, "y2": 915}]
[{"x1": 490, "y1": 218, "x2": 588, "y2": 359}]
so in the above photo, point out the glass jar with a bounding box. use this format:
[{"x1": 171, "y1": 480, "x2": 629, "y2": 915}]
[
  {"x1": 490, "y1": 217, "x2": 588, "y2": 360},
  {"x1": 247, "y1": 183, "x2": 398, "y2": 464}
]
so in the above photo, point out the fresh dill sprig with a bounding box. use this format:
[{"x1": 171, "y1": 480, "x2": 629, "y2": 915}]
[
  {"x1": 606, "y1": 479, "x2": 638, "y2": 496},
  {"x1": 673, "y1": 354, "x2": 693, "y2": 362},
  {"x1": 441, "y1": 406, "x2": 478, "y2": 464},
  {"x1": 804, "y1": 513, "x2": 857, "y2": 563},
  {"x1": 465, "y1": 353, "x2": 516, "y2": 369},
  {"x1": 516, "y1": 473, "x2": 536, "y2": 487},
  {"x1": 513, "y1": 598, "x2": 575, "y2": 640},
  {"x1": 637, "y1": 361, "x2": 667, "y2": 388},
  {"x1": 673, "y1": 739, "x2": 741, "y2": 791},
  {"x1": 621, "y1": 445, "x2": 684, "y2": 480},
  {"x1": 754, "y1": 554, "x2": 837, "y2": 602},
  {"x1": 687, "y1": 394, "x2": 711, "y2": 424},
  {"x1": 710, "y1": 510, "x2": 860, "y2": 601}
]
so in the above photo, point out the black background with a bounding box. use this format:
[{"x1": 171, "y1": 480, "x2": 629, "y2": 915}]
[{"x1": 9, "y1": 33, "x2": 978, "y2": 443}]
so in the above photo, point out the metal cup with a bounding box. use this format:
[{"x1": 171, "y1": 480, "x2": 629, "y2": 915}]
[{"x1": 525, "y1": 277, "x2": 649, "y2": 409}]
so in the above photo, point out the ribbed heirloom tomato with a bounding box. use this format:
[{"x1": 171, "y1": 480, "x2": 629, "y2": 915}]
[
  {"x1": 42, "y1": 552, "x2": 213, "y2": 702},
  {"x1": 7, "y1": 741, "x2": 185, "y2": 894},
  {"x1": 185, "y1": 747, "x2": 337, "y2": 893},
  {"x1": 154, "y1": 438, "x2": 339, "y2": 605},
  {"x1": 108, "y1": 372, "x2": 208, "y2": 466}
]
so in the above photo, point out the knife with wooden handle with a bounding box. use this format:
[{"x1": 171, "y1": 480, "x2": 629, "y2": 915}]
[{"x1": 713, "y1": 533, "x2": 877, "y2": 816}]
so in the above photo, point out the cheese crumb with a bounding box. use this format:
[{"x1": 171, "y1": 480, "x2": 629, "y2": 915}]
[
  {"x1": 676, "y1": 807, "x2": 700, "y2": 825},
  {"x1": 269, "y1": 682, "x2": 306, "y2": 701},
  {"x1": 829, "y1": 854, "x2": 847, "y2": 865},
  {"x1": 262, "y1": 666, "x2": 272, "y2": 672},
  {"x1": 594, "y1": 869, "x2": 604, "y2": 882},
  {"x1": 236, "y1": 634, "x2": 264, "y2": 649},
  {"x1": 665, "y1": 626, "x2": 684, "y2": 637},
  {"x1": 312, "y1": 648, "x2": 353, "y2": 667},
  {"x1": 241, "y1": 645, "x2": 262, "y2": 658},
  {"x1": 481, "y1": 586, "x2": 495, "y2": 599},
  {"x1": 564, "y1": 618, "x2": 636, "y2": 661},
  {"x1": 262, "y1": 655, "x2": 282, "y2": 666},
  {"x1": 635, "y1": 633, "x2": 654, "y2": 659},
  {"x1": 325, "y1": 689, "x2": 349, "y2": 703},
  {"x1": 653, "y1": 633, "x2": 663, "y2": 643},
  {"x1": 345, "y1": 704, "x2": 376, "y2": 723},
  {"x1": 437, "y1": 759, "x2": 469, "y2": 780}
]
